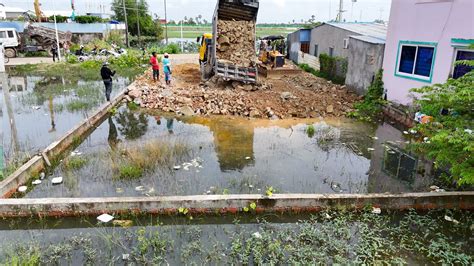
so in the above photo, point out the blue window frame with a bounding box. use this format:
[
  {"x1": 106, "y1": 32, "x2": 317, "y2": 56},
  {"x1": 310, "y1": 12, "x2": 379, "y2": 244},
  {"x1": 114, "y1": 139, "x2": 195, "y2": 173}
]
[{"x1": 395, "y1": 41, "x2": 437, "y2": 83}]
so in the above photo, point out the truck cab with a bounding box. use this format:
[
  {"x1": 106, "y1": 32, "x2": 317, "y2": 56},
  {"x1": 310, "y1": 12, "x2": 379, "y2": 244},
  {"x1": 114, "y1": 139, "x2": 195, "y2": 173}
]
[{"x1": 0, "y1": 28, "x2": 19, "y2": 58}]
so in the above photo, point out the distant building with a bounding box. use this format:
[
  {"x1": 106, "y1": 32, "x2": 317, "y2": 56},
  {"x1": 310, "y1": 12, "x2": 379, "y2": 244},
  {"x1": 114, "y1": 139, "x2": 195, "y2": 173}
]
[
  {"x1": 382, "y1": 0, "x2": 474, "y2": 105},
  {"x1": 0, "y1": 5, "x2": 26, "y2": 20},
  {"x1": 308, "y1": 22, "x2": 387, "y2": 94},
  {"x1": 287, "y1": 28, "x2": 311, "y2": 63}
]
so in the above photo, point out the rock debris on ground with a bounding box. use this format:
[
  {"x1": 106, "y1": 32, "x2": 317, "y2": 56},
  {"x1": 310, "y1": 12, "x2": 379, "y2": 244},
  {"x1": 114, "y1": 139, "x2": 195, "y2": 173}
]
[
  {"x1": 216, "y1": 20, "x2": 257, "y2": 67},
  {"x1": 126, "y1": 63, "x2": 362, "y2": 119}
]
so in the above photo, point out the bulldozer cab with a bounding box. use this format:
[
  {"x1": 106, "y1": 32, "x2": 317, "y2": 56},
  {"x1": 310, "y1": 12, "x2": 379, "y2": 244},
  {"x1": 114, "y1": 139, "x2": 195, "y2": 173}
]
[{"x1": 197, "y1": 33, "x2": 213, "y2": 62}]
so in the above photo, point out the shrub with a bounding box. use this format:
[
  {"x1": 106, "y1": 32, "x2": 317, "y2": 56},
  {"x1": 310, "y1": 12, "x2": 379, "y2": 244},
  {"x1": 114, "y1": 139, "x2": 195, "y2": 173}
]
[
  {"x1": 119, "y1": 164, "x2": 143, "y2": 179},
  {"x1": 319, "y1": 53, "x2": 347, "y2": 84},
  {"x1": 350, "y1": 69, "x2": 386, "y2": 121},
  {"x1": 410, "y1": 70, "x2": 474, "y2": 185},
  {"x1": 66, "y1": 55, "x2": 79, "y2": 64},
  {"x1": 75, "y1": 15, "x2": 104, "y2": 24},
  {"x1": 49, "y1": 15, "x2": 68, "y2": 23}
]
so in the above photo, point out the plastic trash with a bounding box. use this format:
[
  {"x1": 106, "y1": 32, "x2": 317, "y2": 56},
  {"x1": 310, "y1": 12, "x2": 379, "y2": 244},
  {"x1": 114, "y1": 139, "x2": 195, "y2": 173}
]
[
  {"x1": 367, "y1": 148, "x2": 375, "y2": 151},
  {"x1": 32, "y1": 180, "x2": 42, "y2": 185},
  {"x1": 444, "y1": 215, "x2": 459, "y2": 224},
  {"x1": 51, "y1": 177, "x2": 63, "y2": 185},
  {"x1": 372, "y1": 207, "x2": 382, "y2": 214},
  {"x1": 122, "y1": 254, "x2": 130, "y2": 261},
  {"x1": 173, "y1": 165, "x2": 181, "y2": 170},
  {"x1": 18, "y1": 186, "x2": 27, "y2": 193},
  {"x1": 39, "y1": 172, "x2": 46, "y2": 180},
  {"x1": 245, "y1": 157, "x2": 251, "y2": 160},
  {"x1": 97, "y1": 213, "x2": 114, "y2": 223},
  {"x1": 135, "y1": 186, "x2": 145, "y2": 191},
  {"x1": 252, "y1": 232, "x2": 262, "y2": 239}
]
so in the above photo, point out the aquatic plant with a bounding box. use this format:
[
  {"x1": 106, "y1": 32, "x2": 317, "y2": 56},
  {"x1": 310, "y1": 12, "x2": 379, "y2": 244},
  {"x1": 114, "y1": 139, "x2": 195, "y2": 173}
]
[
  {"x1": 306, "y1": 124, "x2": 315, "y2": 138},
  {"x1": 114, "y1": 139, "x2": 189, "y2": 180},
  {"x1": 118, "y1": 164, "x2": 143, "y2": 179},
  {"x1": 63, "y1": 156, "x2": 88, "y2": 171}
]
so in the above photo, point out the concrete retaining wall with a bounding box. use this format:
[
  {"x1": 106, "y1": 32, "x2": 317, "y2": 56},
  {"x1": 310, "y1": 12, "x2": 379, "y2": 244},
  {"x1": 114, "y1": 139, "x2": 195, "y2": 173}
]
[
  {"x1": 0, "y1": 87, "x2": 130, "y2": 198},
  {"x1": 0, "y1": 192, "x2": 472, "y2": 218},
  {"x1": 297, "y1": 51, "x2": 320, "y2": 70}
]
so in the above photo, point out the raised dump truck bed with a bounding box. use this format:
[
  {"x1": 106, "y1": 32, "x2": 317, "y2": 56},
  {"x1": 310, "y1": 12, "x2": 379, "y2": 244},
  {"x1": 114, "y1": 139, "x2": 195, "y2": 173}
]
[{"x1": 210, "y1": 0, "x2": 259, "y2": 83}]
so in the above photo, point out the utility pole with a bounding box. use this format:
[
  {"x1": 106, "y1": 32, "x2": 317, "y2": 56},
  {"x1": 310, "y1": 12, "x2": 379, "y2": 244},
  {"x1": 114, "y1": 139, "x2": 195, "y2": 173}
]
[
  {"x1": 336, "y1": 0, "x2": 345, "y2": 22},
  {"x1": 136, "y1": 0, "x2": 141, "y2": 47},
  {"x1": 164, "y1": 0, "x2": 168, "y2": 45},
  {"x1": 122, "y1": 0, "x2": 130, "y2": 47},
  {"x1": 52, "y1": 1, "x2": 61, "y2": 61}
]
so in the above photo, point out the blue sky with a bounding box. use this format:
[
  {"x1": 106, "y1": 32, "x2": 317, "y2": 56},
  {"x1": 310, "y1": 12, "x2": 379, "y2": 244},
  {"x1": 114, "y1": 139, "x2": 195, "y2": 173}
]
[{"x1": 1, "y1": 0, "x2": 392, "y2": 23}]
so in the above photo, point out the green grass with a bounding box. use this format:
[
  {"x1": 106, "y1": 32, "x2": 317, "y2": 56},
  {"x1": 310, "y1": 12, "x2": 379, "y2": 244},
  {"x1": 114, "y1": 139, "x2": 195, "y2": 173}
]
[
  {"x1": 164, "y1": 26, "x2": 295, "y2": 39},
  {"x1": 119, "y1": 164, "x2": 143, "y2": 179},
  {"x1": 63, "y1": 157, "x2": 88, "y2": 171}
]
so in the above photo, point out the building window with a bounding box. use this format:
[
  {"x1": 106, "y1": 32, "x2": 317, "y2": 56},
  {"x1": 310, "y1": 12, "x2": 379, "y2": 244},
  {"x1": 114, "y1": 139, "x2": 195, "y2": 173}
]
[
  {"x1": 452, "y1": 49, "x2": 474, "y2": 79},
  {"x1": 329, "y1": 47, "x2": 334, "y2": 57},
  {"x1": 0, "y1": 31, "x2": 6, "y2": 38},
  {"x1": 396, "y1": 41, "x2": 437, "y2": 82},
  {"x1": 314, "y1": 44, "x2": 318, "y2": 57},
  {"x1": 7, "y1": 30, "x2": 14, "y2": 38}
]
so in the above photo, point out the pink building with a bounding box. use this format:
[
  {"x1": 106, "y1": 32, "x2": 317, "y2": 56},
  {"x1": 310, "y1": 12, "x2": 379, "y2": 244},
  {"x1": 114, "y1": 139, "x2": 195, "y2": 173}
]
[{"x1": 382, "y1": 0, "x2": 474, "y2": 105}]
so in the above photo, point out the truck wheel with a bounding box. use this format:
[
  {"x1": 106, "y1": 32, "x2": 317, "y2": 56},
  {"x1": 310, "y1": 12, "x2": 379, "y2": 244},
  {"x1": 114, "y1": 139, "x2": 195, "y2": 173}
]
[{"x1": 4, "y1": 48, "x2": 16, "y2": 58}]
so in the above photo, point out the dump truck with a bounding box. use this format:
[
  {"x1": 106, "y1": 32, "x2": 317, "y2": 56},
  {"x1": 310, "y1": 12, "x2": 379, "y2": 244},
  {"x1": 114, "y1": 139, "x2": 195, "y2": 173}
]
[
  {"x1": 0, "y1": 23, "x2": 72, "y2": 58},
  {"x1": 197, "y1": 0, "x2": 259, "y2": 83}
]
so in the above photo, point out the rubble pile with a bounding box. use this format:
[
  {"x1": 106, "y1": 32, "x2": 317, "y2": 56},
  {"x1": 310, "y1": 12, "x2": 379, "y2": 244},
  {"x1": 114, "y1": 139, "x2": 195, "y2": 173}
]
[
  {"x1": 126, "y1": 64, "x2": 362, "y2": 120},
  {"x1": 216, "y1": 20, "x2": 256, "y2": 67}
]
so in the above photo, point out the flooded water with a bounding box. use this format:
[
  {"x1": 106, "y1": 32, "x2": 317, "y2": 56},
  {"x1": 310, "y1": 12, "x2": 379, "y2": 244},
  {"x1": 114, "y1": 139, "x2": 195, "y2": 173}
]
[
  {"x1": 23, "y1": 104, "x2": 435, "y2": 198},
  {"x1": 0, "y1": 69, "x2": 132, "y2": 168},
  {"x1": 0, "y1": 210, "x2": 472, "y2": 264}
]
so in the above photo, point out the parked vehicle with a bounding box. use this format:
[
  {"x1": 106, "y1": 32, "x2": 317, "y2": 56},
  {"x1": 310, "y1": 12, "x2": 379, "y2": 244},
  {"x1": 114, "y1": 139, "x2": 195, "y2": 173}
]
[{"x1": 0, "y1": 24, "x2": 71, "y2": 58}]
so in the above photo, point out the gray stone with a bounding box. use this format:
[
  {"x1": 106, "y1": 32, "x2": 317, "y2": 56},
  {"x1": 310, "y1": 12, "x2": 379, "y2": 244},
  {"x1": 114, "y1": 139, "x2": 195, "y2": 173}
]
[{"x1": 180, "y1": 106, "x2": 195, "y2": 116}]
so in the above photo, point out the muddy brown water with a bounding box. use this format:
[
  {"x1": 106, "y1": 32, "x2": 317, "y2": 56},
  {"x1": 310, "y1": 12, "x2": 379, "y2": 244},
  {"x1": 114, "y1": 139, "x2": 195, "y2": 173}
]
[{"x1": 21, "y1": 103, "x2": 435, "y2": 198}]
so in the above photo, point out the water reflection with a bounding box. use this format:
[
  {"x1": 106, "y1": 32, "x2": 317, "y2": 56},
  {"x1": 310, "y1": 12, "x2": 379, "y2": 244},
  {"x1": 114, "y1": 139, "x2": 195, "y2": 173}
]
[
  {"x1": 107, "y1": 117, "x2": 119, "y2": 151},
  {"x1": 180, "y1": 116, "x2": 255, "y2": 172},
  {"x1": 116, "y1": 109, "x2": 149, "y2": 140}
]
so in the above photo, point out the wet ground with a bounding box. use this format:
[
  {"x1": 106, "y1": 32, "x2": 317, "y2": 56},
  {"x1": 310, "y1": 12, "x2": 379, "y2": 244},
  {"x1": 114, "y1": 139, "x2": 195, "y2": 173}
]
[
  {"x1": 24, "y1": 104, "x2": 435, "y2": 198},
  {"x1": 0, "y1": 210, "x2": 472, "y2": 264}
]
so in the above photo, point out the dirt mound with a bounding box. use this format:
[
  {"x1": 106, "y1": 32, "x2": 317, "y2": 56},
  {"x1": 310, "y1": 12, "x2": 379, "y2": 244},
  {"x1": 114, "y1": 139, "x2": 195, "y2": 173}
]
[{"x1": 127, "y1": 63, "x2": 362, "y2": 119}]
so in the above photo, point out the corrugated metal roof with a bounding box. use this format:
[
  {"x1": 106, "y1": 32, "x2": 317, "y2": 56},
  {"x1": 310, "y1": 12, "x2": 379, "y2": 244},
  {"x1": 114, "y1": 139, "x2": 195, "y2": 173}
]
[
  {"x1": 326, "y1": 22, "x2": 387, "y2": 42},
  {"x1": 349, "y1": 35, "x2": 386, "y2": 44}
]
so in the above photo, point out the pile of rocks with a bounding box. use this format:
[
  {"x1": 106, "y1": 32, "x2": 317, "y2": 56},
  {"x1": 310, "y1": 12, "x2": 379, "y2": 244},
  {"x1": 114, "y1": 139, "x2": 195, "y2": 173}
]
[{"x1": 216, "y1": 20, "x2": 256, "y2": 67}]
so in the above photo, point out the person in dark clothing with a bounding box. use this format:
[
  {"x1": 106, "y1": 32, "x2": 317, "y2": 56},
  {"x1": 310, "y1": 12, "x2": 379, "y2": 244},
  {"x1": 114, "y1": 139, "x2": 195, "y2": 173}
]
[
  {"x1": 100, "y1": 62, "x2": 116, "y2": 101},
  {"x1": 51, "y1": 43, "x2": 58, "y2": 62}
]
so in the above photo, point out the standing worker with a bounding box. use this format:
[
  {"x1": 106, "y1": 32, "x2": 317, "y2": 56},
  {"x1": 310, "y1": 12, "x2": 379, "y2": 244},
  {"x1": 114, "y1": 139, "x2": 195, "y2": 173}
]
[
  {"x1": 149, "y1": 52, "x2": 160, "y2": 82},
  {"x1": 51, "y1": 43, "x2": 59, "y2": 62},
  {"x1": 100, "y1": 62, "x2": 116, "y2": 102},
  {"x1": 163, "y1": 53, "x2": 172, "y2": 85}
]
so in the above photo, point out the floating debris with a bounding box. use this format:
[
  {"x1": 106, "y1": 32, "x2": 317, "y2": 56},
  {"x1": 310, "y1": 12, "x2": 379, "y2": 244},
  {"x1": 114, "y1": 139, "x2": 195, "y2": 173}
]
[
  {"x1": 113, "y1": 220, "x2": 133, "y2": 228},
  {"x1": 116, "y1": 188, "x2": 124, "y2": 193},
  {"x1": 372, "y1": 207, "x2": 382, "y2": 214},
  {"x1": 39, "y1": 172, "x2": 46, "y2": 180},
  {"x1": 248, "y1": 184, "x2": 254, "y2": 188},
  {"x1": 371, "y1": 136, "x2": 379, "y2": 140},
  {"x1": 32, "y1": 180, "x2": 42, "y2": 185},
  {"x1": 367, "y1": 148, "x2": 375, "y2": 151},
  {"x1": 32, "y1": 106, "x2": 41, "y2": 110},
  {"x1": 252, "y1": 232, "x2": 262, "y2": 239},
  {"x1": 97, "y1": 213, "x2": 114, "y2": 223},
  {"x1": 122, "y1": 254, "x2": 130, "y2": 261},
  {"x1": 403, "y1": 131, "x2": 409, "y2": 135},
  {"x1": 18, "y1": 186, "x2": 27, "y2": 193},
  {"x1": 409, "y1": 129, "x2": 417, "y2": 134},
  {"x1": 245, "y1": 156, "x2": 251, "y2": 160},
  {"x1": 173, "y1": 165, "x2": 181, "y2": 170},
  {"x1": 330, "y1": 181, "x2": 343, "y2": 193},
  {"x1": 70, "y1": 151, "x2": 83, "y2": 157},
  {"x1": 444, "y1": 215, "x2": 459, "y2": 224},
  {"x1": 51, "y1": 177, "x2": 63, "y2": 185},
  {"x1": 135, "y1": 186, "x2": 145, "y2": 191},
  {"x1": 324, "y1": 213, "x2": 331, "y2": 219}
]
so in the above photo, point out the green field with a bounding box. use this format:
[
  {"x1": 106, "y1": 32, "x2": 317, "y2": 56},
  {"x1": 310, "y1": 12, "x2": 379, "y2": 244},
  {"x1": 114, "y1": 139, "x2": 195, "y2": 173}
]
[{"x1": 165, "y1": 26, "x2": 296, "y2": 39}]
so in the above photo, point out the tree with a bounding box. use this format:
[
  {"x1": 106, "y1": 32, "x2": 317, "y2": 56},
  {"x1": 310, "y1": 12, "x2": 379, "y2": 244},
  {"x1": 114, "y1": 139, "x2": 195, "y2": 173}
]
[{"x1": 111, "y1": 0, "x2": 163, "y2": 38}]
